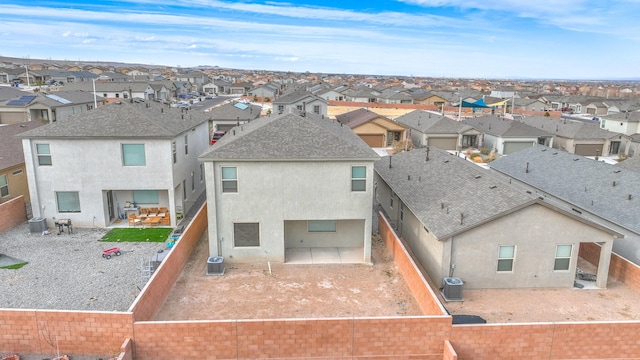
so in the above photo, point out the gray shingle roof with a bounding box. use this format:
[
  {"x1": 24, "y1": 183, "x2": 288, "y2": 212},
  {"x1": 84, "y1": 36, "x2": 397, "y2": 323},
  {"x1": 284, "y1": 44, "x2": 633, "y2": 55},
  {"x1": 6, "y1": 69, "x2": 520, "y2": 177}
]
[
  {"x1": 490, "y1": 145, "x2": 640, "y2": 235},
  {"x1": 335, "y1": 108, "x2": 390, "y2": 128},
  {"x1": 396, "y1": 110, "x2": 471, "y2": 134},
  {"x1": 465, "y1": 115, "x2": 553, "y2": 137},
  {"x1": 18, "y1": 100, "x2": 209, "y2": 139},
  {"x1": 199, "y1": 112, "x2": 379, "y2": 161},
  {"x1": 0, "y1": 121, "x2": 44, "y2": 170},
  {"x1": 209, "y1": 102, "x2": 262, "y2": 121},
  {"x1": 374, "y1": 148, "x2": 536, "y2": 240},
  {"x1": 617, "y1": 156, "x2": 640, "y2": 172},
  {"x1": 521, "y1": 116, "x2": 622, "y2": 140}
]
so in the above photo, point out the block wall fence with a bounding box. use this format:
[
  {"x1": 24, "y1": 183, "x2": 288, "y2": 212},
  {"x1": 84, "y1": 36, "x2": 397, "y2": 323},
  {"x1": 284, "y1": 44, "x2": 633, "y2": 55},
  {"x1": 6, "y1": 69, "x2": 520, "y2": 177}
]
[
  {"x1": 0, "y1": 195, "x2": 27, "y2": 233},
  {"x1": 4, "y1": 206, "x2": 640, "y2": 359}
]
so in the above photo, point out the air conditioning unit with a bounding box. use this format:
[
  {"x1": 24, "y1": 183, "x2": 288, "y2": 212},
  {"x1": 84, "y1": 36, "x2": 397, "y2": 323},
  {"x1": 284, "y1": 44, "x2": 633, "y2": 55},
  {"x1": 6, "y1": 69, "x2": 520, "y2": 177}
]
[
  {"x1": 442, "y1": 277, "x2": 464, "y2": 302},
  {"x1": 207, "y1": 256, "x2": 225, "y2": 276}
]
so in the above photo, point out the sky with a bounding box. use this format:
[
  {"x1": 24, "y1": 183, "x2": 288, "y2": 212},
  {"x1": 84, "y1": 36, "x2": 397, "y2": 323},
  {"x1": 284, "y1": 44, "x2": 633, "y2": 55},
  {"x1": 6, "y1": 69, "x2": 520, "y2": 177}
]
[{"x1": 1, "y1": 0, "x2": 639, "y2": 80}]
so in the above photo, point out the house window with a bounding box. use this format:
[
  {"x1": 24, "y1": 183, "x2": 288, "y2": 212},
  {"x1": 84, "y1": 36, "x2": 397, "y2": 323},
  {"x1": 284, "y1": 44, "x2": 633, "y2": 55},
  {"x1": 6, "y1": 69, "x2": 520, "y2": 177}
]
[
  {"x1": 56, "y1": 191, "x2": 80, "y2": 213},
  {"x1": 0, "y1": 175, "x2": 8, "y2": 197},
  {"x1": 36, "y1": 144, "x2": 52, "y2": 166},
  {"x1": 115, "y1": 93, "x2": 120, "y2": 98},
  {"x1": 400, "y1": 203, "x2": 404, "y2": 222},
  {"x1": 497, "y1": 245, "x2": 515, "y2": 272},
  {"x1": 133, "y1": 190, "x2": 158, "y2": 204},
  {"x1": 122, "y1": 144, "x2": 146, "y2": 166},
  {"x1": 172, "y1": 141, "x2": 177, "y2": 164},
  {"x1": 123, "y1": 93, "x2": 128, "y2": 99},
  {"x1": 278, "y1": 105, "x2": 284, "y2": 113},
  {"x1": 296, "y1": 105, "x2": 303, "y2": 111},
  {"x1": 554, "y1": 244, "x2": 573, "y2": 271},
  {"x1": 308, "y1": 220, "x2": 336, "y2": 232},
  {"x1": 390, "y1": 194, "x2": 394, "y2": 209},
  {"x1": 183, "y1": 179, "x2": 187, "y2": 201},
  {"x1": 103, "y1": 93, "x2": 107, "y2": 98},
  {"x1": 351, "y1": 166, "x2": 366, "y2": 191},
  {"x1": 234, "y1": 222, "x2": 260, "y2": 247},
  {"x1": 221, "y1": 167, "x2": 237, "y2": 193},
  {"x1": 184, "y1": 134, "x2": 189, "y2": 155},
  {"x1": 313, "y1": 105, "x2": 320, "y2": 114},
  {"x1": 191, "y1": 171, "x2": 195, "y2": 191},
  {"x1": 200, "y1": 163, "x2": 204, "y2": 181}
]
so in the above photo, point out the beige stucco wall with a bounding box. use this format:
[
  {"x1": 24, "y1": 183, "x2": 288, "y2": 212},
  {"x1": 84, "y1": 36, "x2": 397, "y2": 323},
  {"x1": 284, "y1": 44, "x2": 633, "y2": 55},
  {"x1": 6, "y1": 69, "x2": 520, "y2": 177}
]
[
  {"x1": 207, "y1": 160, "x2": 373, "y2": 263},
  {"x1": 1, "y1": 164, "x2": 30, "y2": 203},
  {"x1": 449, "y1": 204, "x2": 614, "y2": 289},
  {"x1": 284, "y1": 219, "x2": 365, "y2": 248}
]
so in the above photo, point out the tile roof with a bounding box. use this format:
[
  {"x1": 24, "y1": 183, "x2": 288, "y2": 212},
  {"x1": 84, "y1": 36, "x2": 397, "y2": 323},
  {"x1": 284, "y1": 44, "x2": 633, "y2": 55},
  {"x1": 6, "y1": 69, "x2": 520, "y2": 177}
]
[
  {"x1": 0, "y1": 121, "x2": 44, "y2": 170},
  {"x1": 490, "y1": 145, "x2": 640, "y2": 235},
  {"x1": 374, "y1": 148, "x2": 536, "y2": 240},
  {"x1": 465, "y1": 115, "x2": 553, "y2": 137},
  {"x1": 18, "y1": 100, "x2": 210, "y2": 139},
  {"x1": 396, "y1": 110, "x2": 472, "y2": 134},
  {"x1": 519, "y1": 115, "x2": 622, "y2": 140},
  {"x1": 199, "y1": 112, "x2": 379, "y2": 161}
]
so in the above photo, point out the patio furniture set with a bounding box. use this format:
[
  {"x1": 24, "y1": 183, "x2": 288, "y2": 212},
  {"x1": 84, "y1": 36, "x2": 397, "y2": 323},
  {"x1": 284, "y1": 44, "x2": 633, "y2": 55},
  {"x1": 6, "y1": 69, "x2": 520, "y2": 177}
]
[{"x1": 128, "y1": 207, "x2": 171, "y2": 227}]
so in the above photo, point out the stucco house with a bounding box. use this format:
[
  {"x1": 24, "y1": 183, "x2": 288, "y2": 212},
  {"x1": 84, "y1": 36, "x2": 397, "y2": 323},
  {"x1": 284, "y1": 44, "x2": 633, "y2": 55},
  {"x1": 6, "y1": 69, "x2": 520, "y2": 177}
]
[
  {"x1": 374, "y1": 148, "x2": 619, "y2": 290},
  {"x1": 598, "y1": 111, "x2": 640, "y2": 136},
  {"x1": 272, "y1": 90, "x2": 328, "y2": 117},
  {"x1": 521, "y1": 116, "x2": 629, "y2": 156},
  {"x1": 208, "y1": 101, "x2": 262, "y2": 133},
  {"x1": 0, "y1": 91, "x2": 105, "y2": 124},
  {"x1": 335, "y1": 108, "x2": 407, "y2": 148},
  {"x1": 0, "y1": 121, "x2": 44, "y2": 204},
  {"x1": 62, "y1": 81, "x2": 170, "y2": 102},
  {"x1": 395, "y1": 110, "x2": 481, "y2": 150},
  {"x1": 19, "y1": 99, "x2": 210, "y2": 228},
  {"x1": 198, "y1": 112, "x2": 379, "y2": 263},
  {"x1": 465, "y1": 115, "x2": 554, "y2": 154},
  {"x1": 490, "y1": 145, "x2": 640, "y2": 267}
]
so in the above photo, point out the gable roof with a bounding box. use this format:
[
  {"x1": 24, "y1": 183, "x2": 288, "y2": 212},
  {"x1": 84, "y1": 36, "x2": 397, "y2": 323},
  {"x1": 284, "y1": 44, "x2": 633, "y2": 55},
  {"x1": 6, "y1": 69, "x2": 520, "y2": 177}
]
[
  {"x1": 465, "y1": 115, "x2": 553, "y2": 137},
  {"x1": 18, "y1": 100, "x2": 209, "y2": 139},
  {"x1": 272, "y1": 90, "x2": 326, "y2": 105},
  {"x1": 209, "y1": 102, "x2": 262, "y2": 121},
  {"x1": 375, "y1": 148, "x2": 538, "y2": 240},
  {"x1": 0, "y1": 121, "x2": 44, "y2": 170},
  {"x1": 490, "y1": 145, "x2": 640, "y2": 235},
  {"x1": 199, "y1": 112, "x2": 379, "y2": 162},
  {"x1": 521, "y1": 116, "x2": 624, "y2": 140},
  {"x1": 335, "y1": 108, "x2": 390, "y2": 128},
  {"x1": 396, "y1": 110, "x2": 472, "y2": 134},
  {"x1": 616, "y1": 156, "x2": 640, "y2": 172}
]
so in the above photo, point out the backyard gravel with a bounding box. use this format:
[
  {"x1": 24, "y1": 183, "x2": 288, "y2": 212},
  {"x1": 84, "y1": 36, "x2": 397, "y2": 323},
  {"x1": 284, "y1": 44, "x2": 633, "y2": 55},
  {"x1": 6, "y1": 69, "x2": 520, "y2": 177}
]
[{"x1": 0, "y1": 221, "x2": 167, "y2": 312}]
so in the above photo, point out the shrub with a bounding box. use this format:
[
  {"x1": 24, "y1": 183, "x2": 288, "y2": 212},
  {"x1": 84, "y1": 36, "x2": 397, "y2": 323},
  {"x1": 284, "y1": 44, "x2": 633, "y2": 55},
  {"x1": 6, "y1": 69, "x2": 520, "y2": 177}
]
[
  {"x1": 469, "y1": 152, "x2": 481, "y2": 159},
  {"x1": 480, "y1": 148, "x2": 490, "y2": 155}
]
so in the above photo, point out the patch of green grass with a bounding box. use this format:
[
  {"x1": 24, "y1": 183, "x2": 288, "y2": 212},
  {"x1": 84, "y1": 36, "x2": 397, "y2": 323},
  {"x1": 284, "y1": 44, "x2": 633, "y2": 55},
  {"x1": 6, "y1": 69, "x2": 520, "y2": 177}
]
[
  {"x1": 100, "y1": 228, "x2": 173, "y2": 242},
  {"x1": 1, "y1": 262, "x2": 28, "y2": 269}
]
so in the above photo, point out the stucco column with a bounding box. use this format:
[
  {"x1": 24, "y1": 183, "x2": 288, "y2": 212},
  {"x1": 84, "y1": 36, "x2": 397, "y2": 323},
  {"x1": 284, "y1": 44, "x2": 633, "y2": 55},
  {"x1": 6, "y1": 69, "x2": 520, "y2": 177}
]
[{"x1": 596, "y1": 239, "x2": 614, "y2": 289}]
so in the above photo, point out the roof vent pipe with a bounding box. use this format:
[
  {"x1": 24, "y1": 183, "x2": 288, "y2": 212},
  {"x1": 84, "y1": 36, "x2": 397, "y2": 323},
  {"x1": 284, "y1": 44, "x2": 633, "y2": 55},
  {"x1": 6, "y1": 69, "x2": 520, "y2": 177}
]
[
  {"x1": 613, "y1": 181, "x2": 616, "y2": 187},
  {"x1": 389, "y1": 156, "x2": 392, "y2": 168},
  {"x1": 525, "y1": 162, "x2": 529, "y2": 173},
  {"x1": 408, "y1": 175, "x2": 411, "y2": 181},
  {"x1": 628, "y1": 194, "x2": 632, "y2": 200}
]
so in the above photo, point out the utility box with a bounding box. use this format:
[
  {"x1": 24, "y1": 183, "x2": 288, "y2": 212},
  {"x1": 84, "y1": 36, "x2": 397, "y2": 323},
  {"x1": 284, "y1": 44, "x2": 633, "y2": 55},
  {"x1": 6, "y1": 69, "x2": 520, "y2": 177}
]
[
  {"x1": 442, "y1": 277, "x2": 464, "y2": 302},
  {"x1": 28, "y1": 217, "x2": 47, "y2": 234},
  {"x1": 207, "y1": 256, "x2": 225, "y2": 276}
]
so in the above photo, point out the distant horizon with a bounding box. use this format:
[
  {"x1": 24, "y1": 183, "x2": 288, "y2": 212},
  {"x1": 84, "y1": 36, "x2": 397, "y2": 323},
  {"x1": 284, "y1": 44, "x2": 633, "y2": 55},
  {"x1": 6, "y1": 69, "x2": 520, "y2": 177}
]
[{"x1": 0, "y1": 54, "x2": 640, "y2": 82}]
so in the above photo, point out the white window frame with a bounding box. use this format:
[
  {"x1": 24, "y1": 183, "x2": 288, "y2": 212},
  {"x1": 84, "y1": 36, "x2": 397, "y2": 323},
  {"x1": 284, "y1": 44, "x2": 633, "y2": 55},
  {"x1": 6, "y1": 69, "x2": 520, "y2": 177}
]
[
  {"x1": 36, "y1": 144, "x2": 52, "y2": 166},
  {"x1": 497, "y1": 245, "x2": 515, "y2": 272},
  {"x1": 221, "y1": 166, "x2": 238, "y2": 193},
  {"x1": 121, "y1": 144, "x2": 146, "y2": 166},
  {"x1": 351, "y1": 165, "x2": 366, "y2": 192},
  {"x1": 554, "y1": 244, "x2": 573, "y2": 271},
  {"x1": 56, "y1": 191, "x2": 81, "y2": 213}
]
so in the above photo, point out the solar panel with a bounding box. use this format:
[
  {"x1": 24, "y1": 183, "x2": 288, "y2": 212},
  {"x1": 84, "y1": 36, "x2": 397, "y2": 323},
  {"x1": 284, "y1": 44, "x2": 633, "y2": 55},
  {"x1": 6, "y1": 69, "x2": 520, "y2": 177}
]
[
  {"x1": 234, "y1": 103, "x2": 249, "y2": 110},
  {"x1": 46, "y1": 94, "x2": 72, "y2": 104},
  {"x1": 7, "y1": 95, "x2": 37, "y2": 106}
]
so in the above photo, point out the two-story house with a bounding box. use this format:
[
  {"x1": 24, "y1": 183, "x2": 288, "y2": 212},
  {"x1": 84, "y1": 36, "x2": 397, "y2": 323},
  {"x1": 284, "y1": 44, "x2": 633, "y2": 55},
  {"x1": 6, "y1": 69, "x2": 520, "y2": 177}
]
[
  {"x1": 0, "y1": 91, "x2": 105, "y2": 124},
  {"x1": 272, "y1": 90, "x2": 328, "y2": 117},
  {"x1": 19, "y1": 100, "x2": 210, "y2": 228},
  {"x1": 198, "y1": 112, "x2": 379, "y2": 263},
  {"x1": 0, "y1": 121, "x2": 44, "y2": 204}
]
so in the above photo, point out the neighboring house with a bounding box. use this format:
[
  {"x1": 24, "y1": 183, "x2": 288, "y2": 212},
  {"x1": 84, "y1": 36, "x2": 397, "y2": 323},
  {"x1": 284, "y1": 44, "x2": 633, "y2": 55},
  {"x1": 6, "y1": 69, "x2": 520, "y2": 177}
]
[
  {"x1": 411, "y1": 93, "x2": 448, "y2": 107},
  {"x1": 248, "y1": 84, "x2": 279, "y2": 100},
  {"x1": 490, "y1": 145, "x2": 640, "y2": 267},
  {"x1": 0, "y1": 68, "x2": 23, "y2": 84},
  {"x1": 62, "y1": 81, "x2": 169, "y2": 102},
  {"x1": 0, "y1": 91, "x2": 105, "y2": 124},
  {"x1": 204, "y1": 79, "x2": 232, "y2": 95},
  {"x1": 272, "y1": 90, "x2": 328, "y2": 117},
  {"x1": 198, "y1": 112, "x2": 379, "y2": 263},
  {"x1": 585, "y1": 102, "x2": 609, "y2": 116},
  {"x1": 0, "y1": 121, "x2": 44, "y2": 204},
  {"x1": 229, "y1": 82, "x2": 253, "y2": 95},
  {"x1": 335, "y1": 108, "x2": 407, "y2": 148},
  {"x1": 521, "y1": 116, "x2": 629, "y2": 156},
  {"x1": 465, "y1": 115, "x2": 554, "y2": 155},
  {"x1": 374, "y1": 148, "x2": 618, "y2": 290},
  {"x1": 512, "y1": 98, "x2": 549, "y2": 112},
  {"x1": 395, "y1": 110, "x2": 481, "y2": 150},
  {"x1": 377, "y1": 88, "x2": 414, "y2": 104},
  {"x1": 316, "y1": 88, "x2": 347, "y2": 101},
  {"x1": 598, "y1": 111, "x2": 640, "y2": 136},
  {"x1": 208, "y1": 101, "x2": 262, "y2": 133},
  {"x1": 19, "y1": 100, "x2": 211, "y2": 228},
  {"x1": 174, "y1": 71, "x2": 209, "y2": 92}
]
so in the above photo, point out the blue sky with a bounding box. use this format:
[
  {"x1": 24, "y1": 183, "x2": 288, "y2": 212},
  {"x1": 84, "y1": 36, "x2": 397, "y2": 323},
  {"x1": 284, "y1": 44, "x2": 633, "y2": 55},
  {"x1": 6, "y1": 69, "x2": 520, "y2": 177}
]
[{"x1": 1, "y1": 0, "x2": 639, "y2": 79}]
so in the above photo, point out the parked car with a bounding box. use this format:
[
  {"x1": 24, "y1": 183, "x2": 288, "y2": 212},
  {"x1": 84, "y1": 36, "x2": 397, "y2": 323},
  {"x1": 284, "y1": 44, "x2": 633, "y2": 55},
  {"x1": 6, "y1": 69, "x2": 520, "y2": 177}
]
[{"x1": 210, "y1": 130, "x2": 226, "y2": 145}]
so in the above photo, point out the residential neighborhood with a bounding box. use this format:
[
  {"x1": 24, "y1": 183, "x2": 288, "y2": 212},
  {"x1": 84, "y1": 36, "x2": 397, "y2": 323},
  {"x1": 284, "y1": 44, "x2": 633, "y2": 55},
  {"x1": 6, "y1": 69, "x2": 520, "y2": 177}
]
[{"x1": 1, "y1": 57, "x2": 640, "y2": 359}]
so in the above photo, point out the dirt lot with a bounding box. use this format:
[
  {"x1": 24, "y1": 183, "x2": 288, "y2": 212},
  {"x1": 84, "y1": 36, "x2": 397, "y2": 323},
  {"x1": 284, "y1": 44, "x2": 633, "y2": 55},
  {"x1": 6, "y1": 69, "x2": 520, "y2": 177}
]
[{"x1": 154, "y1": 233, "x2": 423, "y2": 320}]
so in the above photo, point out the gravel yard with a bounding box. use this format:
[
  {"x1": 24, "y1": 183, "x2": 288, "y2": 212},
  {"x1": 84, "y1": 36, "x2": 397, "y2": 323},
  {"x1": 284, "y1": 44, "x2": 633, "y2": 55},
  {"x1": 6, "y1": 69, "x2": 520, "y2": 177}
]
[{"x1": 0, "y1": 222, "x2": 165, "y2": 311}]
